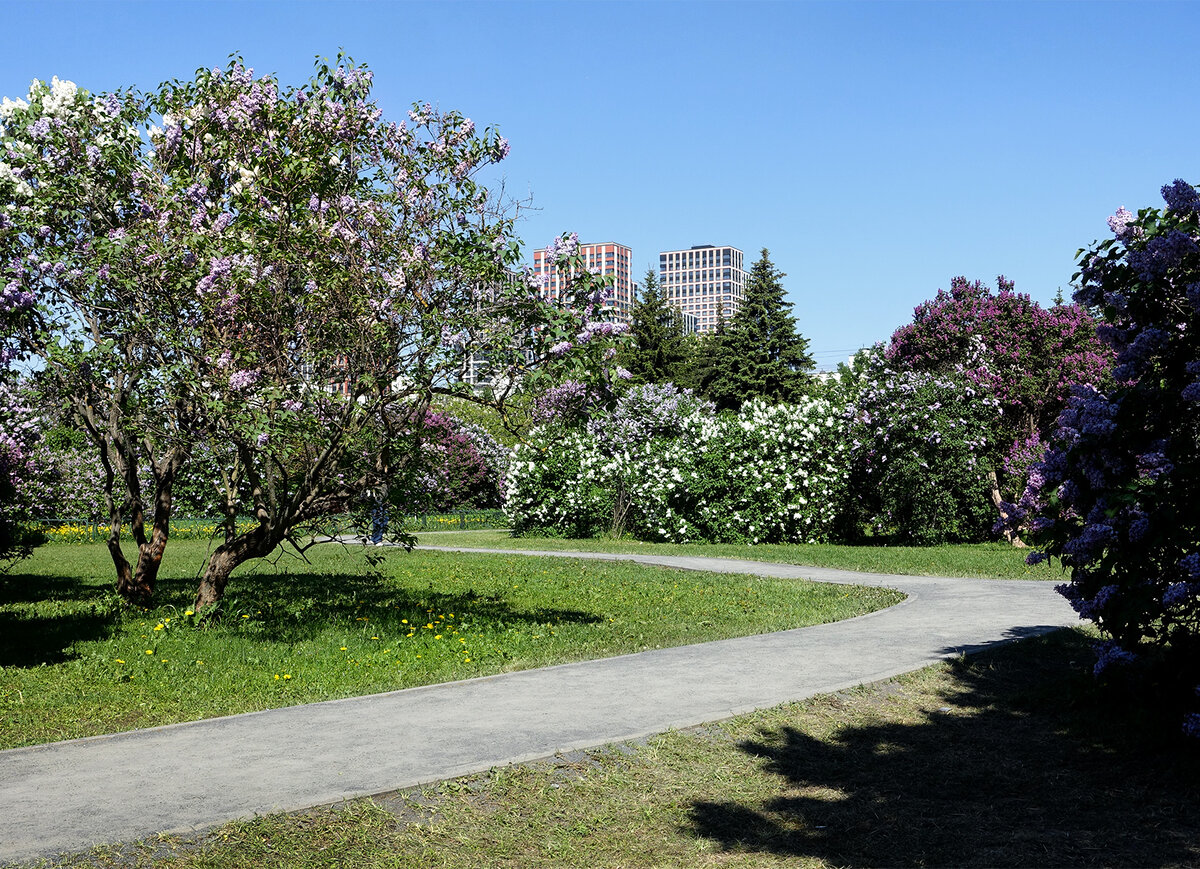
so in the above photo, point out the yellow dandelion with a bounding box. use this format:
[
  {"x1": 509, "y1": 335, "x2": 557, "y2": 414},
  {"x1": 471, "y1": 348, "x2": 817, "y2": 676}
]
[
  {"x1": 283, "y1": 674, "x2": 292, "y2": 680},
  {"x1": 340, "y1": 646, "x2": 347, "y2": 651},
  {"x1": 145, "y1": 650, "x2": 154, "y2": 655},
  {"x1": 274, "y1": 674, "x2": 280, "y2": 680},
  {"x1": 401, "y1": 619, "x2": 408, "y2": 624},
  {"x1": 434, "y1": 634, "x2": 442, "y2": 640},
  {"x1": 115, "y1": 659, "x2": 125, "y2": 664},
  {"x1": 153, "y1": 624, "x2": 164, "y2": 632}
]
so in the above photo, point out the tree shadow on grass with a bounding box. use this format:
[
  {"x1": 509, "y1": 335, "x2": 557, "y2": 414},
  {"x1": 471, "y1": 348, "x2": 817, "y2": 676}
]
[
  {"x1": 150, "y1": 569, "x2": 603, "y2": 645},
  {"x1": 0, "y1": 572, "x2": 119, "y2": 667},
  {"x1": 689, "y1": 628, "x2": 1200, "y2": 867}
]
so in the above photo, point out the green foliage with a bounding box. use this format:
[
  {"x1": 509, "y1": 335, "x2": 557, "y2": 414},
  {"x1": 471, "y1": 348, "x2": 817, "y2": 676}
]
[
  {"x1": 619, "y1": 268, "x2": 693, "y2": 386},
  {"x1": 841, "y1": 347, "x2": 1000, "y2": 544},
  {"x1": 699, "y1": 249, "x2": 815, "y2": 411}
]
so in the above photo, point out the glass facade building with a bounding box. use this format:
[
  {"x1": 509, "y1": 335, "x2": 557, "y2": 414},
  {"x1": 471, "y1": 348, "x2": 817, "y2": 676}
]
[{"x1": 657, "y1": 245, "x2": 746, "y2": 333}]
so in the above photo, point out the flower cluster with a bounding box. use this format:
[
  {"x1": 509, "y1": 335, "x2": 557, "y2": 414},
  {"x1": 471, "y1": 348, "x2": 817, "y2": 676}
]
[
  {"x1": 840, "y1": 346, "x2": 1001, "y2": 544},
  {"x1": 506, "y1": 385, "x2": 848, "y2": 544},
  {"x1": 1020, "y1": 179, "x2": 1200, "y2": 734}
]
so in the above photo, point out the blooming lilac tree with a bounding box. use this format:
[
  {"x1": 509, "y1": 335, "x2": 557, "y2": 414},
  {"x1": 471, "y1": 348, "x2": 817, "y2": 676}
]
[
  {"x1": 1, "y1": 59, "x2": 621, "y2": 610},
  {"x1": 886, "y1": 276, "x2": 1112, "y2": 537},
  {"x1": 1020, "y1": 181, "x2": 1200, "y2": 734}
]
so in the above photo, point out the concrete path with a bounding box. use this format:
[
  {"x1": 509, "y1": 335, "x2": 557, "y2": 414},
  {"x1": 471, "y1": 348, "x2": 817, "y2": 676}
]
[{"x1": 0, "y1": 547, "x2": 1078, "y2": 864}]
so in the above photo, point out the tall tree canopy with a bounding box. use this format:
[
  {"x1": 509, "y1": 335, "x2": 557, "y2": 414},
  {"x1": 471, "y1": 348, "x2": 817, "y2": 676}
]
[
  {"x1": 699, "y1": 248, "x2": 814, "y2": 410},
  {"x1": 619, "y1": 267, "x2": 691, "y2": 386},
  {"x1": 0, "y1": 59, "x2": 619, "y2": 610}
]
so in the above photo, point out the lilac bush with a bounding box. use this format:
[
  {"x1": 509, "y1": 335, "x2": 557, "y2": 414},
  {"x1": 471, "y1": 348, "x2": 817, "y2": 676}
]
[
  {"x1": 840, "y1": 345, "x2": 1001, "y2": 544},
  {"x1": 885, "y1": 276, "x2": 1112, "y2": 533},
  {"x1": 1019, "y1": 180, "x2": 1200, "y2": 733},
  {"x1": 0, "y1": 381, "x2": 44, "y2": 567},
  {"x1": 506, "y1": 385, "x2": 849, "y2": 543}
]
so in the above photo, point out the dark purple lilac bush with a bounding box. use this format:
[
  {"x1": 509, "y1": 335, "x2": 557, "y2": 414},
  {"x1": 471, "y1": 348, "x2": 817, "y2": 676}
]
[{"x1": 1018, "y1": 181, "x2": 1200, "y2": 735}]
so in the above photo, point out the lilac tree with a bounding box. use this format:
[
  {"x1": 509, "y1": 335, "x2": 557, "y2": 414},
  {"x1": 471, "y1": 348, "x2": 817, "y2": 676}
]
[
  {"x1": 1019, "y1": 181, "x2": 1200, "y2": 733},
  {"x1": 841, "y1": 345, "x2": 1001, "y2": 544},
  {"x1": 886, "y1": 276, "x2": 1112, "y2": 537},
  {"x1": 2, "y1": 60, "x2": 621, "y2": 610}
]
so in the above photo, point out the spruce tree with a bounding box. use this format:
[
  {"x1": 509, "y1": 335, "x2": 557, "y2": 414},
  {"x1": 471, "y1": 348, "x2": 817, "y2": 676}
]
[
  {"x1": 620, "y1": 267, "x2": 691, "y2": 385},
  {"x1": 701, "y1": 248, "x2": 814, "y2": 410}
]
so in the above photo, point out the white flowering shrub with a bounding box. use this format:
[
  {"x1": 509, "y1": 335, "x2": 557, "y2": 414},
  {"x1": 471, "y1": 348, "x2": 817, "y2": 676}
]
[
  {"x1": 505, "y1": 429, "x2": 615, "y2": 538},
  {"x1": 505, "y1": 389, "x2": 850, "y2": 544}
]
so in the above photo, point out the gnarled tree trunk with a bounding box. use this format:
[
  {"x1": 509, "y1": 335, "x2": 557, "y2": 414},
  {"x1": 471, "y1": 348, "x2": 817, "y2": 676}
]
[
  {"x1": 193, "y1": 524, "x2": 280, "y2": 612},
  {"x1": 988, "y1": 468, "x2": 1026, "y2": 548}
]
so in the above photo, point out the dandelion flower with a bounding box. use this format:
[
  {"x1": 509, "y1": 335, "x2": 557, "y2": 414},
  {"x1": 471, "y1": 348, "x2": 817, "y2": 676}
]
[
  {"x1": 145, "y1": 650, "x2": 154, "y2": 655},
  {"x1": 115, "y1": 659, "x2": 125, "y2": 664}
]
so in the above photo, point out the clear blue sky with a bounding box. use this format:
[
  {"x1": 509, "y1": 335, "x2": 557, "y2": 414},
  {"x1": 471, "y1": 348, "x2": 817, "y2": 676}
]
[{"x1": 5, "y1": 1, "x2": 1197, "y2": 368}]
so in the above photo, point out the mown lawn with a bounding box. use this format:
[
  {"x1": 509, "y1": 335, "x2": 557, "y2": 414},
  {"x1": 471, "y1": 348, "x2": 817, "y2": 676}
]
[
  {"x1": 0, "y1": 541, "x2": 900, "y2": 750},
  {"x1": 42, "y1": 629, "x2": 1200, "y2": 869},
  {"x1": 415, "y1": 530, "x2": 1063, "y2": 580}
]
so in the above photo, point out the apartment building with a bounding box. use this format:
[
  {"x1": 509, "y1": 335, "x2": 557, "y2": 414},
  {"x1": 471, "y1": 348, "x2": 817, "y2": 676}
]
[
  {"x1": 532, "y1": 241, "x2": 636, "y2": 323},
  {"x1": 658, "y1": 244, "x2": 746, "y2": 333}
]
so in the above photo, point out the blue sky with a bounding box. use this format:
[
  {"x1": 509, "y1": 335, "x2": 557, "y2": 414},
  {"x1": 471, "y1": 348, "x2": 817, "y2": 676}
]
[{"x1": 5, "y1": 1, "x2": 1197, "y2": 368}]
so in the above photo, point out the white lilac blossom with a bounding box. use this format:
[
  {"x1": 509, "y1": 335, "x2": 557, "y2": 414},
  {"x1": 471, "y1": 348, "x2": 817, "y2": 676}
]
[{"x1": 507, "y1": 388, "x2": 848, "y2": 544}]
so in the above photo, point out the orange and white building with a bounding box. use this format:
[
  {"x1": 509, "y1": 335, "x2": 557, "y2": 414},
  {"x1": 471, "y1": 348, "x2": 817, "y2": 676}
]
[{"x1": 531, "y1": 241, "x2": 636, "y2": 324}]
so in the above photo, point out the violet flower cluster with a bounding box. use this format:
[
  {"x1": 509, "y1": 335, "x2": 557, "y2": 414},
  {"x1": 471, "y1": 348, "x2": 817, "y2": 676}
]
[{"x1": 1016, "y1": 180, "x2": 1200, "y2": 733}]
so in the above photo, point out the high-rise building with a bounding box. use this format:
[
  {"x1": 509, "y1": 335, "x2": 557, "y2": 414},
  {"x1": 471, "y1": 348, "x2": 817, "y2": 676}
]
[
  {"x1": 658, "y1": 244, "x2": 746, "y2": 333},
  {"x1": 532, "y1": 241, "x2": 635, "y2": 323}
]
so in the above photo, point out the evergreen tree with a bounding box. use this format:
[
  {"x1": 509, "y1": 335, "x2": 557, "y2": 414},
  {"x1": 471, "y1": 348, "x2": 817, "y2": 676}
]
[
  {"x1": 620, "y1": 267, "x2": 691, "y2": 385},
  {"x1": 700, "y1": 248, "x2": 814, "y2": 410}
]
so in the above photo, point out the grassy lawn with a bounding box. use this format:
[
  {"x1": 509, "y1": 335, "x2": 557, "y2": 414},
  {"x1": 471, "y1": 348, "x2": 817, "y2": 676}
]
[
  {"x1": 415, "y1": 530, "x2": 1062, "y2": 581},
  {"x1": 0, "y1": 541, "x2": 900, "y2": 750},
  {"x1": 42, "y1": 628, "x2": 1200, "y2": 868}
]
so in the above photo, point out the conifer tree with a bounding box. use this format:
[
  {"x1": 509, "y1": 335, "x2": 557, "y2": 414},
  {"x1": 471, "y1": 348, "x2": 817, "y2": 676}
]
[
  {"x1": 620, "y1": 268, "x2": 691, "y2": 385},
  {"x1": 700, "y1": 248, "x2": 814, "y2": 410}
]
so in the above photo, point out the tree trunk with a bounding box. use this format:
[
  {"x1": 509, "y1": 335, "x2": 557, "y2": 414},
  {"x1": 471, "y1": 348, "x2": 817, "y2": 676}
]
[
  {"x1": 128, "y1": 471, "x2": 176, "y2": 604},
  {"x1": 193, "y1": 526, "x2": 278, "y2": 613},
  {"x1": 988, "y1": 468, "x2": 1026, "y2": 548}
]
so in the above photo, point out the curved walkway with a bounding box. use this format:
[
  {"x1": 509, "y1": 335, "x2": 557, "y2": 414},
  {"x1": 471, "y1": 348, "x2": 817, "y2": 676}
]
[{"x1": 0, "y1": 547, "x2": 1078, "y2": 864}]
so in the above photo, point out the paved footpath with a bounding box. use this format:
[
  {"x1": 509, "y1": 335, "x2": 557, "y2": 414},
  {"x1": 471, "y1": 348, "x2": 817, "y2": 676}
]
[{"x1": 0, "y1": 547, "x2": 1078, "y2": 864}]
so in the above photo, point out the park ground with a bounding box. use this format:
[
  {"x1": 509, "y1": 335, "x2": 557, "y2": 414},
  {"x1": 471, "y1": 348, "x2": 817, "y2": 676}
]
[{"x1": 4, "y1": 536, "x2": 1199, "y2": 867}]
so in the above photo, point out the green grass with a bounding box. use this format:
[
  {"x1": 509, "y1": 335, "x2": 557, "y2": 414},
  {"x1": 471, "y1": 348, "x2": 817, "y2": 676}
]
[
  {"x1": 0, "y1": 541, "x2": 900, "y2": 750},
  {"x1": 41, "y1": 629, "x2": 1200, "y2": 868},
  {"x1": 415, "y1": 530, "x2": 1062, "y2": 580}
]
